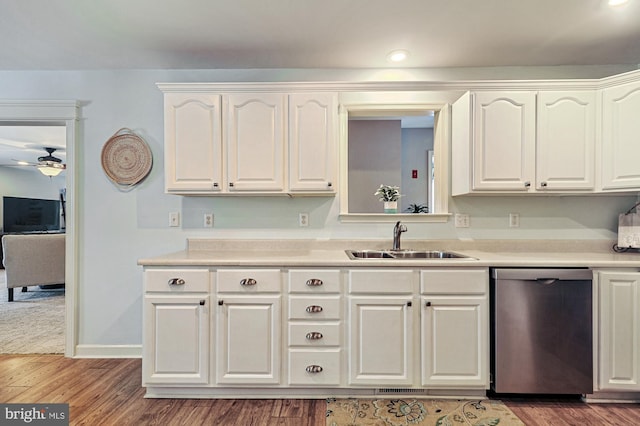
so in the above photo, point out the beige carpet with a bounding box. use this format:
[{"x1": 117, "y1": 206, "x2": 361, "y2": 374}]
[
  {"x1": 0, "y1": 270, "x2": 65, "y2": 354},
  {"x1": 326, "y1": 398, "x2": 525, "y2": 426}
]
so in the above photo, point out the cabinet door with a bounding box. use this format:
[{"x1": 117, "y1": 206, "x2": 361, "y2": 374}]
[
  {"x1": 288, "y1": 93, "x2": 337, "y2": 192},
  {"x1": 349, "y1": 296, "x2": 413, "y2": 386},
  {"x1": 537, "y1": 91, "x2": 596, "y2": 191},
  {"x1": 164, "y1": 93, "x2": 223, "y2": 193},
  {"x1": 472, "y1": 91, "x2": 536, "y2": 191},
  {"x1": 143, "y1": 295, "x2": 209, "y2": 385},
  {"x1": 598, "y1": 271, "x2": 640, "y2": 391},
  {"x1": 602, "y1": 81, "x2": 640, "y2": 190},
  {"x1": 421, "y1": 296, "x2": 487, "y2": 388},
  {"x1": 216, "y1": 295, "x2": 281, "y2": 384},
  {"x1": 225, "y1": 93, "x2": 286, "y2": 191}
]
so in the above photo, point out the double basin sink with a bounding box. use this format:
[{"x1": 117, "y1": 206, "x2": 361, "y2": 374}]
[{"x1": 346, "y1": 249, "x2": 474, "y2": 260}]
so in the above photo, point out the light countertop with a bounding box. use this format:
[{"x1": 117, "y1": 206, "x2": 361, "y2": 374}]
[{"x1": 138, "y1": 239, "x2": 640, "y2": 269}]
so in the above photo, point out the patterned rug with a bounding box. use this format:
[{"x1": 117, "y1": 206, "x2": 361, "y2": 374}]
[
  {"x1": 0, "y1": 271, "x2": 65, "y2": 354},
  {"x1": 326, "y1": 398, "x2": 525, "y2": 426}
]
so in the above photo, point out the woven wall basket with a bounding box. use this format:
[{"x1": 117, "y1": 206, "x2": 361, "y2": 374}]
[{"x1": 101, "y1": 128, "x2": 153, "y2": 190}]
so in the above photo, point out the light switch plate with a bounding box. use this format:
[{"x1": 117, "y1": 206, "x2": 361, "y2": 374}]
[{"x1": 169, "y1": 212, "x2": 180, "y2": 227}]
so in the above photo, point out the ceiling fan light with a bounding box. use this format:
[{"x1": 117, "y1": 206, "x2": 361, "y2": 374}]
[{"x1": 37, "y1": 164, "x2": 64, "y2": 177}]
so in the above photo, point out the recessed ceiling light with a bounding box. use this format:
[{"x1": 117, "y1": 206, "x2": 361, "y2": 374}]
[
  {"x1": 609, "y1": 0, "x2": 629, "y2": 6},
  {"x1": 387, "y1": 50, "x2": 409, "y2": 63}
]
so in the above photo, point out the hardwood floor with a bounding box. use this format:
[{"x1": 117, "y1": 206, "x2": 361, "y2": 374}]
[{"x1": 1, "y1": 355, "x2": 639, "y2": 425}]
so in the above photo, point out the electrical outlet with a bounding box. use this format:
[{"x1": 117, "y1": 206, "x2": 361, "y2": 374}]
[
  {"x1": 454, "y1": 213, "x2": 470, "y2": 228},
  {"x1": 169, "y1": 212, "x2": 180, "y2": 227},
  {"x1": 509, "y1": 213, "x2": 520, "y2": 227},
  {"x1": 298, "y1": 212, "x2": 309, "y2": 227},
  {"x1": 204, "y1": 213, "x2": 214, "y2": 228}
]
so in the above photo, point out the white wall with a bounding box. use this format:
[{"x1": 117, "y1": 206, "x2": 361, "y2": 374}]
[
  {"x1": 348, "y1": 120, "x2": 401, "y2": 213},
  {"x1": 0, "y1": 66, "x2": 636, "y2": 349},
  {"x1": 401, "y1": 128, "x2": 433, "y2": 212}
]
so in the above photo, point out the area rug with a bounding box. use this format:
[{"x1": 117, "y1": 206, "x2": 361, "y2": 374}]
[
  {"x1": 326, "y1": 398, "x2": 525, "y2": 426},
  {"x1": 0, "y1": 271, "x2": 65, "y2": 354}
]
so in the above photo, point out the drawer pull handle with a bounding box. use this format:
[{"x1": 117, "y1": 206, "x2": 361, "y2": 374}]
[
  {"x1": 306, "y1": 279, "x2": 323, "y2": 286},
  {"x1": 306, "y1": 365, "x2": 323, "y2": 373},
  {"x1": 305, "y1": 332, "x2": 323, "y2": 340},
  {"x1": 200, "y1": 300, "x2": 206, "y2": 306},
  {"x1": 168, "y1": 278, "x2": 186, "y2": 286},
  {"x1": 425, "y1": 301, "x2": 432, "y2": 307},
  {"x1": 218, "y1": 300, "x2": 224, "y2": 306},
  {"x1": 306, "y1": 305, "x2": 323, "y2": 313},
  {"x1": 407, "y1": 301, "x2": 412, "y2": 307},
  {"x1": 240, "y1": 278, "x2": 257, "y2": 286}
]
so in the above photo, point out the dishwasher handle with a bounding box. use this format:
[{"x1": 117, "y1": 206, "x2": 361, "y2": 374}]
[
  {"x1": 492, "y1": 268, "x2": 592, "y2": 281},
  {"x1": 535, "y1": 278, "x2": 559, "y2": 285}
]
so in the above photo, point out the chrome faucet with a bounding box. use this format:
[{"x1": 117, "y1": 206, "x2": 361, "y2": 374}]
[{"x1": 392, "y1": 221, "x2": 407, "y2": 250}]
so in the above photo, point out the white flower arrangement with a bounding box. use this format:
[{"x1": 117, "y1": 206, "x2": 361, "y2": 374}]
[{"x1": 374, "y1": 184, "x2": 402, "y2": 202}]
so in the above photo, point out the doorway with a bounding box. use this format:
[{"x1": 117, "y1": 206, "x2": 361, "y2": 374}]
[{"x1": 0, "y1": 100, "x2": 78, "y2": 356}]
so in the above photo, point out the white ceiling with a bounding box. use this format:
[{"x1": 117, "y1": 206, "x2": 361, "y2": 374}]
[
  {"x1": 0, "y1": 1, "x2": 638, "y2": 166},
  {"x1": 0, "y1": 0, "x2": 639, "y2": 70},
  {"x1": 0, "y1": 126, "x2": 66, "y2": 170}
]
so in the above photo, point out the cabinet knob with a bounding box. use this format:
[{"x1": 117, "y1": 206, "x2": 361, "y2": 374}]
[
  {"x1": 240, "y1": 278, "x2": 257, "y2": 286},
  {"x1": 229, "y1": 182, "x2": 234, "y2": 187},
  {"x1": 306, "y1": 279, "x2": 323, "y2": 287},
  {"x1": 524, "y1": 181, "x2": 531, "y2": 188},
  {"x1": 213, "y1": 182, "x2": 219, "y2": 188},
  {"x1": 306, "y1": 305, "x2": 323, "y2": 314},
  {"x1": 305, "y1": 332, "x2": 324, "y2": 340},
  {"x1": 218, "y1": 300, "x2": 224, "y2": 306},
  {"x1": 305, "y1": 365, "x2": 323, "y2": 373},
  {"x1": 541, "y1": 181, "x2": 548, "y2": 187},
  {"x1": 200, "y1": 300, "x2": 206, "y2": 306},
  {"x1": 168, "y1": 278, "x2": 186, "y2": 286},
  {"x1": 407, "y1": 301, "x2": 412, "y2": 307},
  {"x1": 327, "y1": 182, "x2": 332, "y2": 187},
  {"x1": 425, "y1": 301, "x2": 432, "y2": 307}
]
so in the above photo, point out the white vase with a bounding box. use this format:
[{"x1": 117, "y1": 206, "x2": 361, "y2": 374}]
[{"x1": 383, "y1": 201, "x2": 398, "y2": 213}]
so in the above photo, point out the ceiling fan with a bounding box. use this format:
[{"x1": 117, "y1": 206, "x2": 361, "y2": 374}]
[
  {"x1": 35, "y1": 147, "x2": 66, "y2": 176},
  {"x1": 3, "y1": 146, "x2": 67, "y2": 177}
]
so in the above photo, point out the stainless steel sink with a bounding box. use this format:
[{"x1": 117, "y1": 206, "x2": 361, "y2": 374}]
[{"x1": 345, "y1": 249, "x2": 474, "y2": 260}]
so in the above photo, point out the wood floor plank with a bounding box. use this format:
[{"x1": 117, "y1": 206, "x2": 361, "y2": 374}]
[{"x1": 2, "y1": 355, "x2": 640, "y2": 426}]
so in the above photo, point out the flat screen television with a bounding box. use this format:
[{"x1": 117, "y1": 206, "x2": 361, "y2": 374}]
[{"x1": 2, "y1": 196, "x2": 61, "y2": 233}]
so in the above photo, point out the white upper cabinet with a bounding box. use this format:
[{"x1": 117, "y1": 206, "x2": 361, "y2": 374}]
[
  {"x1": 160, "y1": 85, "x2": 338, "y2": 196},
  {"x1": 537, "y1": 91, "x2": 596, "y2": 191},
  {"x1": 453, "y1": 90, "x2": 597, "y2": 194},
  {"x1": 288, "y1": 93, "x2": 337, "y2": 192},
  {"x1": 164, "y1": 93, "x2": 223, "y2": 193},
  {"x1": 225, "y1": 93, "x2": 286, "y2": 192},
  {"x1": 602, "y1": 79, "x2": 640, "y2": 190},
  {"x1": 471, "y1": 91, "x2": 536, "y2": 192}
]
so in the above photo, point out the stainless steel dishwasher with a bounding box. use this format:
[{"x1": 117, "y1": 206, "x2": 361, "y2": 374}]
[{"x1": 490, "y1": 268, "x2": 593, "y2": 394}]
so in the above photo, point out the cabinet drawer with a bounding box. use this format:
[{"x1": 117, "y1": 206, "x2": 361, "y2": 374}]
[
  {"x1": 420, "y1": 268, "x2": 488, "y2": 294},
  {"x1": 217, "y1": 269, "x2": 281, "y2": 293},
  {"x1": 145, "y1": 269, "x2": 209, "y2": 293},
  {"x1": 288, "y1": 269, "x2": 340, "y2": 293},
  {"x1": 289, "y1": 296, "x2": 341, "y2": 320},
  {"x1": 348, "y1": 269, "x2": 414, "y2": 294},
  {"x1": 288, "y1": 323, "x2": 341, "y2": 347},
  {"x1": 288, "y1": 349, "x2": 341, "y2": 386}
]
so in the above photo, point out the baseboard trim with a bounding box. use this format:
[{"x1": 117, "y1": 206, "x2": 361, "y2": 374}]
[{"x1": 73, "y1": 344, "x2": 142, "y2": 358}]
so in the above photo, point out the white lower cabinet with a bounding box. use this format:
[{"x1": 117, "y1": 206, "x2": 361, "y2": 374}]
[
  {"x1": 597, "y1": 270, "x2": 640, "y2": 392},
  {"x1": 142, "y1": 269, "x2": 210, "y2": 385},
  {"x1": 216, "y1": 269, "x2": 281, "y2": 385},
  {"x1": 420, "y1": 269, "x2": 488, "y2": 388},
  {"x1": 348, "y1": 269, "x2": 415, "y2": 386},
  {"x1": 142, "y1": 265, "x2": 490, "y2": 396},
  {"x1": 287, "y1": 269, "x2": 342, "y2": 386}
]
